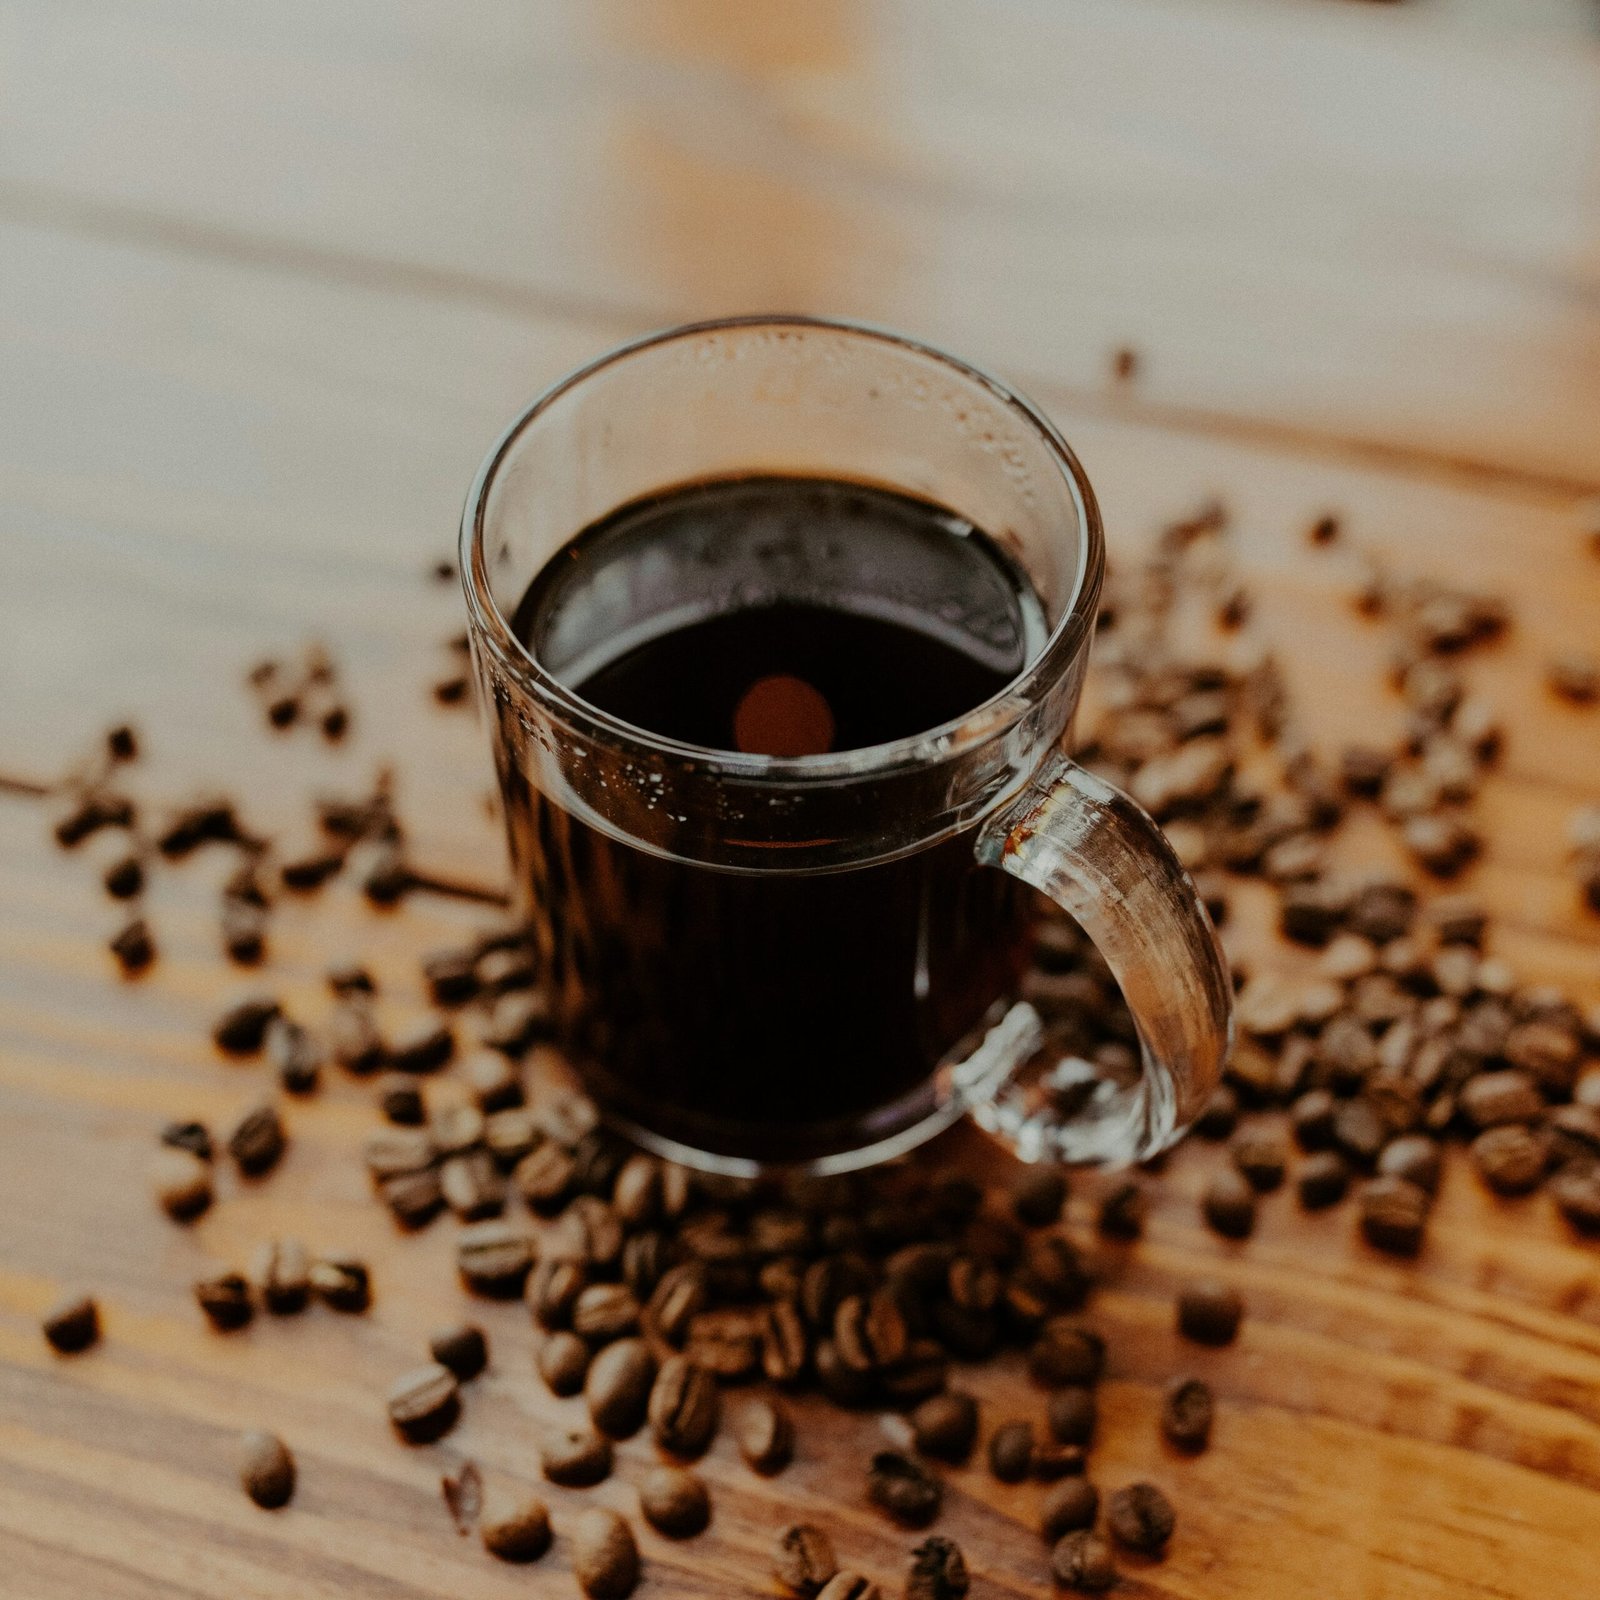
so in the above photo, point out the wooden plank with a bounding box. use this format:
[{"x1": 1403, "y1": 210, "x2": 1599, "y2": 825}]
[{"x1": 2, "y1": 1, "x2": 1599, "y2": 486}]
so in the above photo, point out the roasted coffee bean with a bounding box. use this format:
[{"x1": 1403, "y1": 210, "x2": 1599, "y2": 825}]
[
  {"x1": 585, "y1": 1338, "x2": 657, "y2": 1439},
  {"x1": 1162, "y1": 1378, "x2": 1214, "y2": 1452},
  {"x1": 1194, "y1": 1085, "x2": 1240, "y2": 1140},
  {"x1": 381, "y1": 1168, "x2": 444, "y2": 1229},
  {"x1": 160, "y1": 1120, "x2": 212, "y2": 1162},
  {"x1": 42, "y1": 1294, "x2": 100, "y2": 1354},
  {"x1": 455, "y1": 1221, "x2": 533, "y2": 1297},
  {"x1": 423, "y1": 949, "x2": 479, "y2": 1007},
  {"x1": 557, "y1": 1195, "x2": 625, "y2": 1273},
  {"x1": 571, "y1": 1506, "x2": 638, "y2": 1600},
  {"x1": 1551, "y1": 1168, "x2": 1600, "y2": 1233},
  {"x1": 760, "y1": 1298, "x2": 809, "y2": 1385},
  {"x1": 227, "y1": 1103, "x2": 286, "y2": 1177},
  {"x1": 213, "y1": 997, "x2": 281, "y2": 1056},
  {"x1": 1033, "y1": 1441, "x2": 1087, "y2": 1481},
  {"x1": 1297, "y1": 1151, "x2": 1351, "y2": 1209},
  {"x1": 987, "y1": 1419, "x2": 1034, "y2": 1483},
  {"x1": 429, "y1": 1322, "x2": 487, "y2": 1381},
  {"x1": 1051, "y1": 1530, "x2": 1116, "y2": 1592},
  {"x1": 1291, "y1": 1089, "x2": 1338, "y2": 1151},
  {"x1": 834, "y1": 1290, "x2": 908, "y2": 1373},
  {"x1": 1377, "y1": 1135, "x2": 1443, "y2": 1195},
  {"x1": 529, "y1": 1257, "x2": 587, "y2": 1331},
  {"x1": 440, "y1": 1150, "x2": 506, "y2": 1221},
  {"x1": 541, "y1": 1425, "x2": 612, "y2": 1487},
  {"x1": 1201, "y1": 1167, "x2": 1257, "y2": 1238},
  {"x1": 387, "y1": 1362, "x2": 460, "y2": 1443},
  {"x1": 609, "y1": 1152, "x2": 662, "y2": 1228},
  {"x1": 239, "y1": 1430, "x2": 294, "y2": 1509},
  {"x1": 774, "y1": 1523, "x2": 838, "y2": 1596},
  {"x1": 1107, "y1": 1481, "x2": 1175, "y2": 1554},
  {"x1": 514, "y1": 1141, "x2": 577, "y2": 1213},
  {"x1": 1017, "y1": 1234, "x2": 1091, "y2": 1309},
  {"x1": 639, "y1": 1464, "x2": 711, "y2": 1539},
  {"x1": 151, "y1": 1146, "x2": 214, "y2": 1221},
  {"x1": 866, "y1": 1450, "x2": 941, "y2": 1528},
  {"x1": 1047, "y1": 1386, "x2": 1097, "y2": 1446},
  {"x1": 1333, "y1": 1098, "x2": 1389, "y2": 1167},
  {"x1": 1011, "y1": 1164, "x2": 1068, "y2": 1226},
  {"x1": 880, "y1": 1339, "x2": 949, "y2": 1406},
  {"x1": 1470, "y1": 1124, "x2": 1548, "y2": 1195},
  {"x1": 1230, "y1": 1131, "x2": 1288, "y2": 1192},
  {"x1": 1096, "y1": 1177, "x2": 1146, "y2": 1240},
  {"x1": 1176, "y1": 1280, "x2": 1243, "y2": 1346},
  {"x1": 906, "y1": 1536, "x2": 968, "y2": 1600},
  {"x1": 430, "y1": 1103, "x2": 485, "y2": 1160},
  {"x1": 1358, "y1": 1175, "x2": 1430, "y2": 1255},
  {"x1": 103, "y1": 855, "x2": 144, "y2": 900},
  {"x1": 572, "y1": 1283, "x2": 641, "y2": 1345},
  {"x1": 156, "y1": 798, "x2": 238, "y2": 856},
  {"x1": 252, "y1": 1238, "x2": 309, "y2": 1314},
  {"x1": 482, "y1": 1106, "x2": 541, "y2": 1168},
  {"x1": 264, "y1": 1018, "x2": 321, "y2": 1096},
  {"x1": 195, "y1": 1272, "x2": 254, "y2": 1331},
  {"x1": 308, "y1": 1257, "x2": 370, "y2": 1312},
  {"x1": 946, "y1": 1255, "x2": 1001, "y2": 1314},
  {"x1": 801, "y1": 1255, "x2": 874, "y2": 1331},
  {"x1": 815, "y1": 1337, "x2": 875, "y2": 1408},
  {"x1": 377, "y1": 1074, "x2": 425, "y2": 1126},
  {"x1": 1028, "y1": 1320, "x2": 1105, "y2": 1387},
  {"x1": 388, "y1": 1020, "x2": 454, "y2": 1075},
  {"x1": 648, "y1": 1355, "x2": 721, "y2": 1458},
  {"x1": 911, "y1": 1391, "x2": 978, "y2": 1462},
  {"x1": 221, "y1": 898, "x2": 267, "y2": 965},
  {"x1": 1460, "y1": 1070, "x2": 1544, "y2": 1129},
  {"x1": 817, "y1": 1575, "x2": 883, "y2": 1600},
  {"x1": 620, "y1": 1230, "x2": 672, "y2": 1300},
  {"x1": 686, "y1": 1323, "x2": 761, "y2": 1383},
  {"x1": 478, "y1": 1487, "x2": 550, "y2": 1563},
  {"x1": 328, "y1": 999, "x2": 384, "y2": 1075},
  {"x1": 537, "y1": 1329, "x2": 590, "y2": 1396},
  {"x1": 733, "y1": 1395, "x2": 794, "y2": 1475},
  {"x1": 321, "y1": 704, "x2": 349, "y2": 740},
  {"x1": 1041, "y1": 1478, "x2": 1100, "y2": 1540}
]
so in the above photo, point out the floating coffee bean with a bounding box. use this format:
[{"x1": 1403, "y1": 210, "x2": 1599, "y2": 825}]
[
  {"x1": 1470, "y1": 1125, "x2": 1548, "y2": 1195},
  {"x1": 911, "y1": 1391, "x2": 978, "y2": 1462},
  {"x1": 478, "y1": 1487, "x2": 550, "y2": 1563},
  {"x1": 227, "y1": 1103, "x2": 286, "y2": 1177},
  {"x1": 252, "y1": 1238, "x2": 309, "y2": 1314},
  {"x1": 1177, "y1": 1280, "x2": 1242, "y2": 1346},
  {"x1": 239, "y1": 1430, "x2": 295, "y2": 1509},
  {"x1": 585, "y1": 1338, "x2": 657, "y2": 1439},
  {"x1": 541, "y1": 1426, "x2": 612, "y2": 1488},
  {"x1": 1297, "y1": 1151, "x2": 1351, "y2": 1209},
  {"x1": 1011, "y1": 1165, "x2": 1068, "y2": 1226},
  {"x1": 213, "y1": 997, "x2": 281, "y2": 1056},
  {"x1": 1047, "y1": 1386, "x2": 1097, "y2": 1446},
  {"x1": 456, "y1": 1221, "x2": 534, "y2": 1297},
  {"x1": 1201, "y1": 1168, "x2": 1257, "y2": 1238},
  {"x1": 1162, "y1": 1378, "x2": 1214, "y2": 1452},
  {"x1": 1041, "y1": 1478, "x2": 1100, "y2": 1541},
  {"x1": 151, "y1": 1146, "x2": 214, "y2": 1221},
  {"x1": 308, "y1": 1257, "x2": 370, "y2": 1312},
  {"x1": 906, "y1": 1536, "x2": 968, "y2": 1600},
  {"x1": 987, "y1": 1419, "x2": 1034, "y2": 1483},
  {"x1": 387, "y1": 1362, "x2": 460, "y2": 1443},
  {"x1": 639, "y1": 1464, "x2": 710, "y2": 1539},
  {"x1": 429, "y1": 1322, "x2": 487, "y2": 1381},
  {"x1": 774, "y1": 1524, "x2": 838, "y2": 1596},
  {"x1": 866, "y1": 1450, "x2": 941, "y2": 1528},
  {"x1": 42, "y1": 1294, "x2": 100, "y2": 1354},
  {"x1": 733, "y1": 1395, "x2": 794, "y2": 1475},
  {"x1": 537, "y1": 1330, "x2": 590, "y2": 1396},
  {"x1": 1096, "y1": 1177, "x2": 1146, "y2": 1240},
  {"x1": 1051, "y1": 1530, "x2": 1116, "y2": 1592},
  {"x1": 1107, "y1": 1481, "x2": 1176, "y2": 1554},
  {"x1": 648, "y1": 1355, "x2": 721, "y2": 1458},
  {"x1": 571, "y1": 1506, "x2": 638, "y2": 1600},
  {"x1": 1028, "y1": 1320, "x2": 1105, "y2": 1387},
  {"x1": 195, "y1": 1272, "x2": 254, "y2": 1331}
]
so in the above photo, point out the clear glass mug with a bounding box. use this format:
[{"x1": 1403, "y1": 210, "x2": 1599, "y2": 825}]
[{"x1": 461, "y1": 316, "x2": 1232, "y2": 1174}]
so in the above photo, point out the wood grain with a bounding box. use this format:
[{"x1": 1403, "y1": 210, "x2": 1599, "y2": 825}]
[{"x1": 2, "y1": 5, "x2": 1599, "y2": 1597}]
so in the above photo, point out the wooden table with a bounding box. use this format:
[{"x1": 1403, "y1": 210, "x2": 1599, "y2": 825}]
[{"x1": 2, "y1": 3, "x2": 1598, "y2": 1596}]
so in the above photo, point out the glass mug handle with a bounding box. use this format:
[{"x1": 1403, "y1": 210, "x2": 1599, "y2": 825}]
[{"x1": 962, "y1": 753, "x2": 1234, "y2": 1165}]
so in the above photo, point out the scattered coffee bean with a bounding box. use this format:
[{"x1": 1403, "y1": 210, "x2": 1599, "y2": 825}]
[
  {"x1": 1551, "y1": 1168, "x2": 1600, "y2": 1233},
  {"x1": 423, "y1": 949, "x2": 479, "y2": 1007},
  {"x1": 1028, "y1": 1320, "x2": 1105, "y2": 1387},
  {"x1": 834, "y1": 1289, "x2": 908, "y2": 1372},
  {"x1": 1051, "y1": 1530, "x2": 1116, "y2": 1592},
  {"x1": 585, "y1": 1337, "x2": 657, "y2": 1439},
  {"x1": 252, "y1": 1238, "x2": 309, "y2": 1314},
  {"x1": 328, "y1": 999, "x2": 384, "y2": 1075},
  {"x1": 1033, "y1": 1441, "x2": 1087, "y2": 1480},
  {"x1": 760, "y1": 1298, "x2": 810, "y2": 1385},
  {"x1": 906, "y1": 1536, "x2": 968, "y2": 1600},
  {"x1": 571, "y1": 1506, "x2": 639, "y2": 1600},
  {"x1": 440, "y1": 1150, "x2": 506, "y2": 1220},
  {"x1": 573, "y1": 1282, "x2": 642, "y2": 1344},
  {"x1": 532, "y1": 1331, "x2": 587, "y2": 1398},
  {"x1": 529, "y1": 1256, "x2": 587, "y2": 1331},
  {"x1": 42, "y1": 1294, "x2": 100, "y2": 1354},
  {"x1": 1201, "y1": 1167, "x2": 1257, "y2": 1238},
  {"x1": 1377, "y1": 1135, "x2": 1443, "y2": 1196},
  {"x1": 195, "y1": 1272, "x2": 254, "y2": 1332},
  {"x1": 1107, "y1": 1481, "x2": 1176, "y2": 1554},
  {"x1": 1358, "y1": 1175, "x2": 1430, "y2": 1255},
  {"x1": 151, "y1": 1145, "x2": 214, "y2": 1221},
  {"x1": 1096, "y1": 1177, "x2": 1146, "y2": 1239},
  {"x1": 227, "y1": 1102, "x2": 286, "y2": 1177},
  {"x1": 1230, "y1": 1131, "x2": 1288, "y2": 1191},
  {"x1": 462, "y1": 1049, "x2": 522, "y2": 1113},
  {"x1": 213, "y1": 996, "x2": 281, "y2": 1056},
  {"x1": 515, "y1": 1141, "x2": 578, "y2": 1213},
  {"x1": 911, "y1": 1391, "x2": 978, "y2": 1462},
  {"x1": 387, "y1": 1362, "x2": 460, "y2": 1443},
  {"x1": 103, "y1": 855, "x2": 144, "y2": 900},
  {"x1": 110, "y1": 916, "x2": 155, "y2": 974},
  {"x1": 1047, "y1": 1385, "x2": 1097, "y2": 1446},
  {"x1": 160, "y1": 1120, "x2": 212, "y2": 1161},
  {"x1": 1162, "y1": 1377, "x2": 1214, "y2": 1452},
  {"x1": 866, "y1": 1449, "x2": 941, "y2": 1528},
  {"x1": 239, "y1": 1430, "x2": 294, "y2": 1509},
  {"x1": 733, "y1": 1395, "x2": 795, "y2": 1475},
  {"x1": 541, "y1": 1425, "x2": 613, "y2": 1488},
  {"x1": 308, "y1": 1256, "x2": 370, "y2": 1312},
  {"x1": 774, "y1": 1523, "x2": 838, "y2": 1596},
  {"x1": 377, "y1": 1074, "x2": 425, "y2": 1126},
  {"x1": 987, "y1": 1419, "x2": 1034, "y2": 1483},
  {"x1": 638, "y1": 1464, "x2": 711, "y2": 1539},
  {"x1": 1470, "y1": 1125, "x2": 1548, "y2": 1195},
  {"x1": 1176, "y1": 1280, "x2": 1243, "y2": 1346},
  {"x1": 387, "y1": 1020, "x2": 454, "y2": 1075},
  {"x1": 429, "y1": 1322, "x2": 487, "y2": 1381},
  {"x1": 478, "y1": 1486, "x2": 551, "y2": 1563},
  {"x1": 1297, "y1": 1151, "x2": 1351, "y2": 1210},
  {"x1": 1195, "y1": 1085, "x2": 1240, "y2": 1140},
  {"x1": 456, "y1": 1220, "x2": 534, "y2": 1297},
  {"x1": 648, "y1": 1354, "x2": 721, "y2": 1458},
  {"x1": 1460, "y1": 1070, "x2": 1544, "y2": 1129},
  {"x1": 265, "y1": 1018, "x2": 321, "y2": 1096},
  {"x1": 1012, "y1": 1164, "x2": 1068, "y2": 1226}
]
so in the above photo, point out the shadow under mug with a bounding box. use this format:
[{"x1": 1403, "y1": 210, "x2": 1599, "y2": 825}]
[{"x1": 461, "y1": 316, "x2": 1232, "y2": 1174}]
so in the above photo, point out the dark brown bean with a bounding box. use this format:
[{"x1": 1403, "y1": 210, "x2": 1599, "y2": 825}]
[
  {"x1": 834, "y1": 1289, "x2": 907, "y2": 1373},
  {"x1": 1041, "y1": 1478, "x2": 1100, "y2": 1541},
  {"x1": 906, "y1": 1536, "x2": 968, "y2": 1600},
  {"x1": 227, "y1": 1103, "x2": 286, "y2": 1177},
  {"x1": 440, "y1": 1150, "x2": 506, "y2": 1221},
  {"x1": 1297, "y1": 1151, "x2": 1351, "y2": 1210},
  {"x1": 239, "y1": 1430, "x2": 294, "y2": 1509},
  {"x1": 774, "y1": 1523, "x2": 838, "y2": 1596},
  {"x1": 387, "y1": 1020, "x2": 454, "y2": 1075},
  {"x1": 328, "y1": 999, "x2": 384, "y2": 1075},
  {"x1": 1096, "y1": 1177, "x2": 1146, "y2": 1240},
  {"x1": 733, "y1": 1396, "x2": 794, "y2": 1475},
  {"x1": 573, "y1": 1283, "x2": 641, "y2": 1345},
  {"x1": 1460, "y1": 1070, "x2": 1544, "y2": 1129},
  {"x1": 160, "y1": 1120, "x2": 212, "y2": 1162},
  {"x1": 151, "y1": 1146, "x2": 214, "y2": 1221},
  {"x1": 478, "y1": 1487, "x2": 550, "y2": 1563},
  {"x1": 1051, "y1": 1530, "x2": 1116, "y2": 1592},
  {"x1": 514, "y1": 1141, "x2": 577, "y2": 1213},
  {"x1": 387, "y1": 1362, "x2": 460, "y2": 1443},
  {"x1": 1033, "y1": 1441, "x2": 1087, "y2": 1481},
  {"x1": 1551, "y1": 1168, "x2": 1600, "y2": 1233},
  {"x1": 429, "y1": 1323, "x2": 487, "y2": 1381},
  {"x1": 866, "y1": 1450, "x2": 941, "y2": 1528},
  {"x1": 987, "y1": 1419, "x2": 1034, "y2": 1483},
  {"x1": 1201, "y1": 1167, "x2": 1257, "y2": 1238},
  {"x1": 380, "y1": 1168, "x2": 444, "y2": 1230},
  {"x1": 760, "y1": 1298, "x2": 810, "y2": 1385},
  {"x1": 571, "y1": 1506, "x2": 638, "y2": 1600},
  {"x1": 195, "y1": 1272, "x2": 254, "y2": 1331},
  {"x1": 1230, "y1": 1131, "x2": 1288, "y2": 1191},
  {"x1": 1470, "y1": 1125, "x2": 1548, "y2": 1195},
  {"x1": 1107, "y1": 1481, "x2": 1175, "y2": 1554},
  {"x1": 213, "y1": 997, "x2": 281, "y2": 1056},
  {"x1": 1028, "y1": 1320, "x2": 1105, "y2": 1387},
  {"x1": 528, "y1": 1257, "x2": 587, "y2": 1331},
  {"x1": 377, "y1": 1074, "x2": 425, "y2": 1126},
  {"x1": 1162, "y1": 1378, "x2": 1214, "y2": 1452},
  {"x1": 1376, "y1": 1135, "x2": 1443, "y2": 1196},
  {"x1": 911, "y1": 1391, "x2": 978, "y2": 1463},
  {"x1": 252, "y1": 1238, "x2": 309, "y2": 1314},
  {"x1": 648, "y1": 1355, "x2": 721, "y2": 1458},
  {"x1": 1176, "y1": 1281, "x2": 1243, "y2": 1346},
  {"x1": 42, "y1": 1294, "x2": 100, "y2": 1354},
  {"x1": 537, "y1": 1330, "x2": 590, "y2": 1396},
  {"x1": 308, "y1": 1256, "x2": 370, "y2": 1311},
  {"x1": 638, "y1": 1464, "x2": 711, "y2": 1539},
  {"x1": 1011, "y1": 1164, "x2": 1068, "y2": 1226},
  {"x1": 585, "y1": 1338, "x2": 657, "y2": 1439},
  {"x1": 456, "y1": 1220, "x2": 534, "y2": 1297},
  {"x1": 1047, "y1": 1386, "x2": 1097, "y2": 1446},
  {"x1": 540, "y1": 1426, "x2": 612, "y2": 1487}
]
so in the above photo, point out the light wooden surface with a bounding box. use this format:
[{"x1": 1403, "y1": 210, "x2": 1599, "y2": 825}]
[{"x1": 2, "y1": 4, "x2": 1599, "y2": 1597}]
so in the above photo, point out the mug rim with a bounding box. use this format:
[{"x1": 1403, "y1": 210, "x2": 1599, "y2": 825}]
[{"x1": 460, "y1": 314, "x2": 1105, "y2": 787}]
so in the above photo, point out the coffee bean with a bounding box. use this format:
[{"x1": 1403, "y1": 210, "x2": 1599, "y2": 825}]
[
  {"x1": 41, "y1": 1294, "x2": 99, "y2": 1354},
  {"x1": 1548, "y1": 653, "x2": 1600, "y2": 703},
  {"x1": 1041, "y1": 1477, "x2": 1100, "y2": 1540},
  {"x1": 1201, "y1": 1168, "x2": 1257, "y2": 1238},
  {"x1": 906, "y1": 1536, "x2": 968, "y2": 1600},
  {"x1": 648, "y1": 1355, "x2": 721, "y2": 1458},
  {"x1": 1028, "y1": 1320, "x2": 1105, "y2": 1387},
  {"x1": 1291, "y1": 1090, "x2": 1338, "y2": 1151},
  {"x1": 1297, "y1": 1151, "x2": 1351, "y2": 1209},
  {"x1": 987, "y1": 1419, "x2": 1034, "y2": 1483},
  {"x1": 328, "y1": 999, "x2": 384, "y2": 1075},
  {"x1": 571, "y1": 1506, "x2": 639, "y2": 1600},
  {"x1": 1195, "y1": 1084, "x2": 1240, "y2": 1140},
  {"x1": 1551, "y1": 1168, "x2": 1600, "y2": 1233},
  {"x1": 686, "y1": 1322, "x2": 761, "y2": 1383},
  {"x1": 1460, "y1": 1069, "x2": 1543, "y2": 1130},
  {"x1": 423, "y1": 949, "x2": 479, "y2": 1007},
  {"x1": 529, "y1": 1331, "x2": 587, "y2": 1398},
  {"x1": 1471, "y1": 1124, "x2": 1548, "y2": 1195},
  {"x1": 573, "y1": 1283, "x2": 641, "y2": 1345},
  {"x1": 160, "y1": 1120, "x2": 212, "y2": 1161},
  {"x1": 1333, "y1": 1098, "x2": 1389, "y2": 1167},
  {"x1": 388, "y1": 1020, "x2": 453, "y2": 1075},
  {"x1": 817, "y1": 1575, "x2": 883, "y2": 1600},
  {"x1": 387, "y1": 1362, "x2": 460, "y2": 1443},
  {"x1": 1230, "y1": 1131, "x2": 1287, "y2": 1191},
  {"x1": 239, "y1": 1430, "x2": 294, "y2": 1509},
  {"x1": 483, "y1": 1106, "x2": 541, "y2": 1168},
  {"x1": 320, "y1": 704, "x2": 349, "y2": 740},
  {"x1": 541, "y1": 1425, "x2": 612, "y2": 1488},
  {"x1": 911, "y1": 1391, "x2": 978, "y2": 1462},
  {"x1": 528, "y1": 1256, "x2": 586, "y2": 1331},
  {"x1": 760, "y1": 1298, "x2": 810, "y2": 1384},
  {"x1": 834, "y1": 1290, "x2": 907, "y2": 1372},
  {"x1": 866, "y1": 1449, "x2": 941, "y2": 1528},
  {"x1": 462, "y1": 1049, "x2": 522, "y2": 1114},
  {"x1": 638, "y1": 1464, "x2": 710, "y2": 1539},
  {"x1": 515, "y1": 1141, "x2": 577, "y2": 1213},
  {"x1": 1358, "y1": 1175, "x2": 1430, "y2": 1256},
  {"x1": 220, "y1": 897, "x2": 267, "y2": 965},
  {"x1": 377, "y1": 1074, "x2": 425, "y2": 1126},
  {"x1": 1018, "y1": 1233, "x2": 1091, "y2": 1309},
  {"x1": 1107, "y1": 1481, "x2": 1175, "y2": 1554},
  {"x1": 440, "y1": 1150, "x2": 506, "y2": 1221},
  {"x1": 151, "y1": 1146, "x2": 214, "y2": 1221},
  {"x1": 1033, "y1": 1441, "x2": 1087, "y2": 1481},
  {"x1": 104, "y1": 855, "x2": 144, "y2": 900},
  {"x1": 429, "y1": 1322, "x2": 487, "y2": 1381},
  {"x1": 584, "y1": 1338, "x2": 657, "y2": 1439},
  {"x1": 812, "y1": 1338, "x2": 873, "y2": 1408},
  {"x1": 1096, "y1": 1177, "x2": 1146, "y2": 1240},
  {"x1": 1176, "y1": 1281, "x2": 1243, "y2": 1346},
  {"x1": 431, "y1": 1102, "x2": 485, "y2": 1158},
  {"x1": 464, "y1": 1482, "x2": 544, "y2": 1562},
  {"x1": 213, "y1": 997, "x2": 281, "y2": 1056},
  {"x1": 1376, "y1": 1135, "x2": 1443, "y2": 1196},
  {"x1": 264, "y1": 1018, "x2": 321, "y2": 1096},
  {"x1": 733, "y1": 1395, "x2": 794, "y2": 1475},
  {"x1": 308, "y1": 1256, "x2": 370, "y2": 1312},
  {"x1": 456, "y1": 1220, "x2": 534, "y2": 1297},
  {"x1": 380, "y1": 1168, "x2": 444, "y2": 1230},
  {"x1": 881, "y1": 1339, "x2": 949, "y2": 1406},
  {"x1": 1051, "y1": 1530, "x2": 1116, "y2": 1592},
  {"x1": 1011, "y1": 1165, "x2": 1068, "y2": 1226},
  {"x1": 227, "y1": 1103, "x2": 286, "y2": 1177},
  {"x1": 609, "y1": 1152, "x2": 662, "y2": 1227},
  {"x1": 774, "y1": 1523, "x2": 838, "y2": 1596},
  {"x1": 1047, "y1": 1385, "x2": 1097, "y2": 1446},
  {"x1": 1162, "y1": 1377, "x2": 1214, "y2": 1452},
  {"x1": 108, "y1": 916, "x2": 155, "y2": 975},
  {"x1": 251, "y1": 1238, "x2": 309, "y2": 1314},
  {"x1": 195, "y1": 1272, "x2": 254, "y2": 1332}
]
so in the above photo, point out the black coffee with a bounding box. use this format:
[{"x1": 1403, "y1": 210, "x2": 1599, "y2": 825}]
[{"x1": 507, "y1": 476, "x2": 1047, "y2": 1163}]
